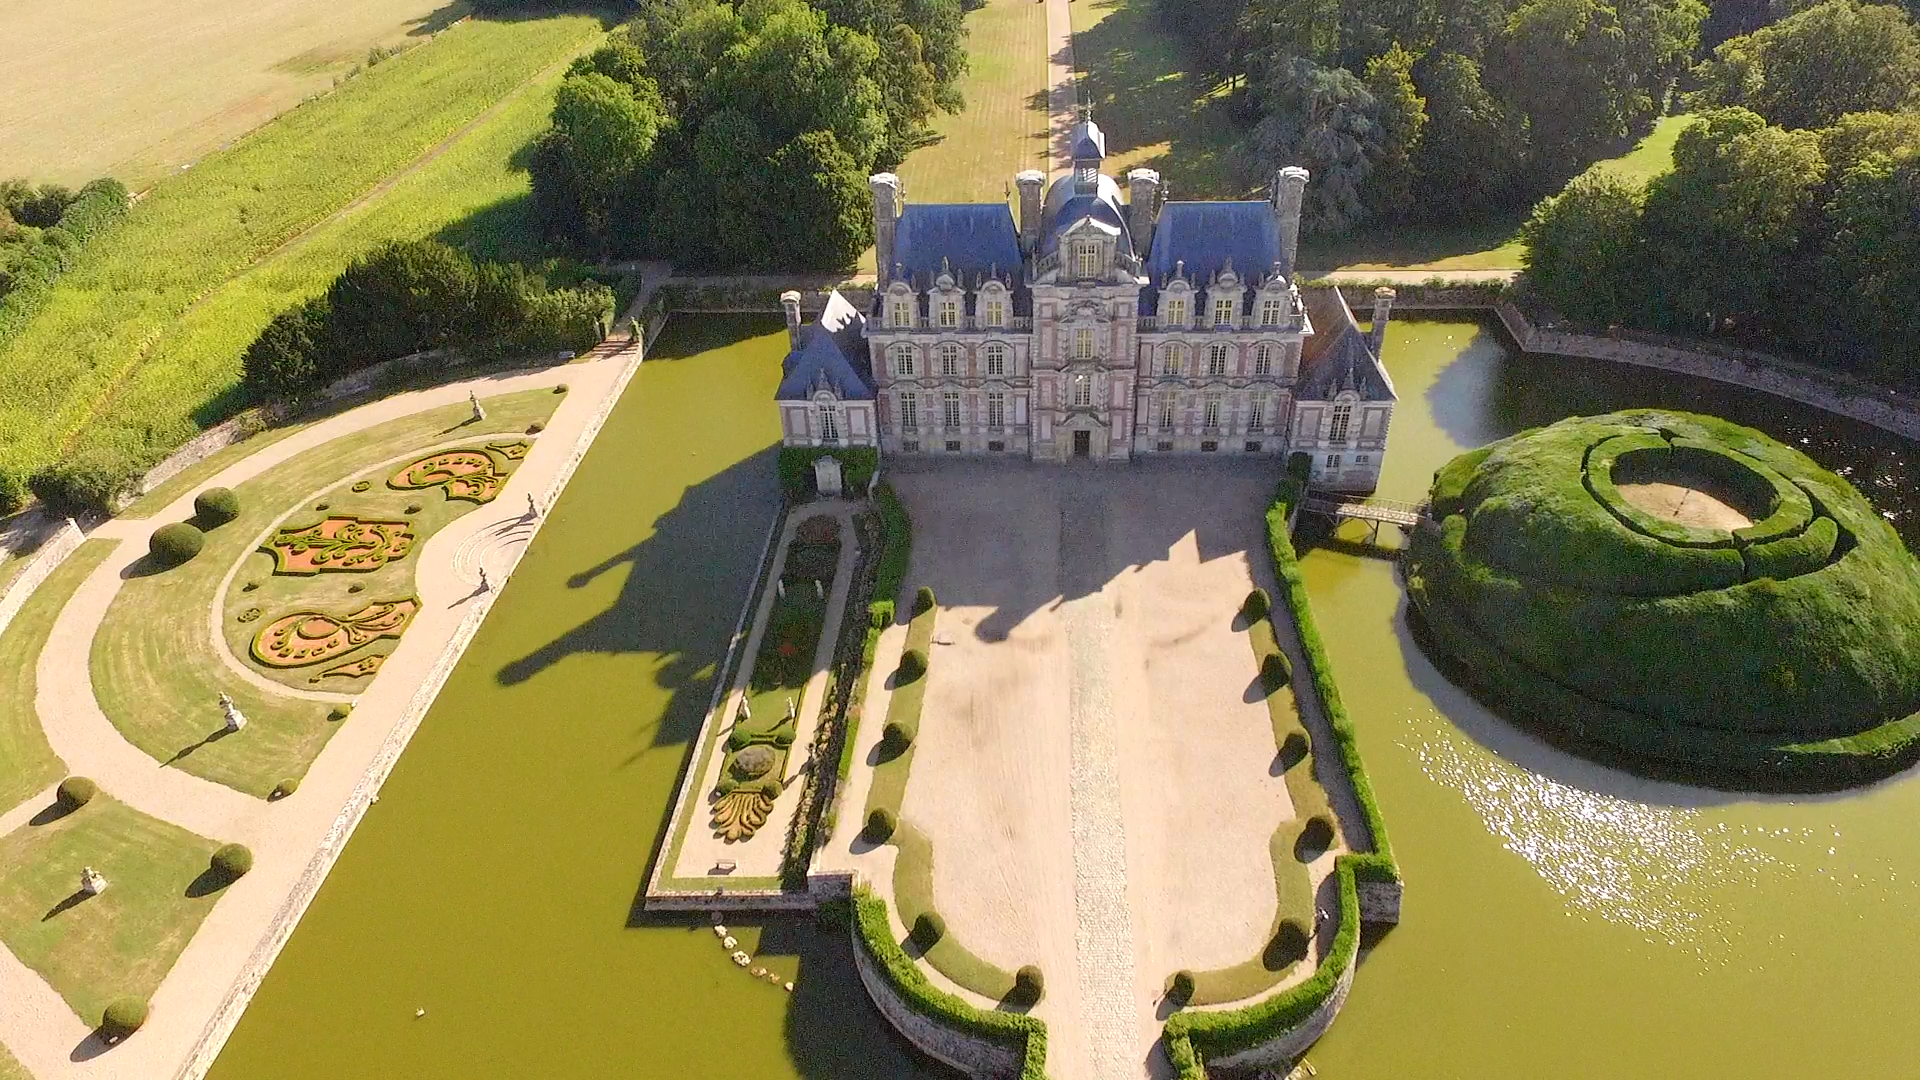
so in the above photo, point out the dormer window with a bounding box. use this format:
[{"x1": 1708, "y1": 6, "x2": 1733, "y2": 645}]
[
  {"x1": 1260, "y1": 297, "x2": 1284, "y2": 326},
  {"x1": 891, "y1": 299, "x2": 913, "y2": 328},
  {"x1": 1212, "y1": 296, "x2": 1236, "y2": 327},
  {"x1": 1166, "y1": 296, "x2": 1188, "y2": 326},
  {"x1": 938, "y1": 299, "x2": 958, "y2": 328},
  {"x1": 1329, "y1": 404, "x2": 1354, "y2": 445},
  {"x1": 1075, "y1": 242, "x2": 1100, "y2": 279},
  {"x1": 984, "y1": 296, "x2": 1005, "y2": 326}
]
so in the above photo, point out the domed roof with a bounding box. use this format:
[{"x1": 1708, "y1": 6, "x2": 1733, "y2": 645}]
[{"x1": 1037, "y1": 172, "x2": 1130, "y2": 258}]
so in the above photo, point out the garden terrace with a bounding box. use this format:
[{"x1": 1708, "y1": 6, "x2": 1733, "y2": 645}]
[
  {"x1": 90, "y1": 389, "x2": 561, "y2": 796},
  {"x1": 1406, "y1": 409, "x2": 1920, "y2": 789}
]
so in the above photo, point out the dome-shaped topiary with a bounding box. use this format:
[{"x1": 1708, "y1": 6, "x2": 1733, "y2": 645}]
[
  {"x1": 211, "y1": 843, "x2": 253, "y2": 880},
  {"x1": 897, "y1": 648, "x2": 927, "y2": 681},
  {"x1": 1260, "y1": 650, "x2": 1291, "y2": 691},
  {"x1": 1280, "y1": 730, "x2": 1310, "y2": 768},
  {"x1": 881, "y1": 720, "x2": 913, "y2": 752},
  {"x1": 100, "y1": 996, "x2": 149, "y2": 1039},
  {"x1": 1242, "y1": 587, "x2": 1271, "y2": 622},
  {"x1": 727, "y1": 725, "x2": 752, "y2": 752},
  {"x1": 270, "y1": 778, "x2": 299, "y2": 800},
  {"x1": 148, "y1": 521, "x2": 204, "y2": 566},
  {"x1": 731, "y1": 745, "x2": 777, "y2": 780},
  {"x1": 56, "y1": 776, "x2": 97, "y2": 809},
  {"x1": 192, "y1": 487, "x2": 240, "y2": 527},
  {"x1": 913, "y1": 585, "x2": 936, "y2": 616},
  {"x1": 863, "y1": 807, "x2": 897, "y2": 843},
  {"x1": 1012, "y1": 964, "x2": 1044, "y2": 1004},
  {"x1": 1168, "y1": 969, "x2": 1196, "y2": 1004},
  {"x1": 912, "y1": 911, "x2": 946, "y2": 947},
  {"x1": 755, "y1": 776, "x2": 784, "y2": 798}
]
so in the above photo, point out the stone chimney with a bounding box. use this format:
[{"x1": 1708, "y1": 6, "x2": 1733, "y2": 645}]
[
  {"x1": 1369, "y1": 287, "x2": 1395, "y2": 355},
  {"x1": 870, "y1": 173, "x2": 902, "y2": 286},
  {"x1": 1271, "y1": 166, "x2": 1310, "y2": 276},
  {"x1": 1126, "y1": 168, "x2": 1161, "y2": 260},
  {"x1": 781, "y1": 290, "x2": 804, "y2": 348},
  {"x1": 1015, "y1": 169, "x2": 1046, "y2": 255}
]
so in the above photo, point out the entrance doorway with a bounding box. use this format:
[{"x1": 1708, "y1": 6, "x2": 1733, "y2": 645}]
[{"x1": 1072, "y1": 430, "x2": 1091, "y2": 458}]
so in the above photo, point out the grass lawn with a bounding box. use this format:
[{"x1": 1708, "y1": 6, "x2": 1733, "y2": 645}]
[
  {"x1": 0, "y1": 540, "x2": 118, "y2": 811},
  {"x1": 863, "y1": 598, "x2": 939, "y2": 824},
  {"x1": 890, "y1": 820, "x2": 1021, "y2": 1000},
  {"x1": 0, "y1": 1041, "x2": 27, "y2": 1080},
  {"x1": 0, "y1": 0, "x2": 456, "y2": 188},
  {"x1": 91, "y1": 389, "x2": 560, "y2": 797},
  {"x1": 0, "y1": 13, "x2": 605, "y2": 511},
  {"x1": 0, "y1": 796, "x2": 222, "y2": 1025}
]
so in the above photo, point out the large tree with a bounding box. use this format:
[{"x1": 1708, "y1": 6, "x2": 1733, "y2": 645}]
[
  {"x1": 1246, "y1": 58, "x2": 1383, "y2": 233},
  {"x1": 1520, "y1": 169, "x2": 1650, "y2": 323},
  {"x1": 1410, "y1": 51, "x2": 1529, "y2": 214},
  {"x1": 1361, "y1": 44, "x2": 1428, "y2": 221},
  {"x1": 1811, "y1": 150, "x2": 1920, "y2": 371},
  {"x1": 1694, "y1": 0, "x2": 1920, "y2": 129},
  {"x1": 541, "y1": 73, "x2": 664, "y2": 249}
]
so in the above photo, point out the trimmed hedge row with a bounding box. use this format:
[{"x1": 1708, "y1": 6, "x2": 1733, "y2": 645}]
[
  {"x1": 851, "y1": 889, "x2": 1048, "y2": 1080},
  {"x1": 778, "y1": 445, "x2": 879, "y2": 502},
  {"x1": 833, "y1": 481, "x2": 913, "y2": 795}
]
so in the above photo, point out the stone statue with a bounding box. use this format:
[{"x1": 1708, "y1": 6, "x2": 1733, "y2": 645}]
[
  {"x1": 813, "y1": 455, "x2": 844, "y2": 498},
  {"x1": 469, "y1": 390, "x2": 486, "y2": 423},
  {"x1": 79, "y1": 866, "x2": 107, "y2": 897},
  {"x1": 814, "y1": 578, "x2": 824, "y2": 600},
  {"x1": 787, "y1": 697, "x2": 798, "y2": 721},
  {"x1": 218, "y1": 692, "x2": 247, "y2": 733}
]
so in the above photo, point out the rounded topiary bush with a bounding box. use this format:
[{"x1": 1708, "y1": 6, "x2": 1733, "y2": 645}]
[
  {"x1": 1408, "y1": 409, "x2": 1920, "y2": 790},
  {"x1": 897, "y1": 648, "x2": 928, "y2": 682},
  {"x1": 912, "y1": 911, "x2": 946, "y2": 947},
  {"x1": 731, "y1": 745, "x2": 777, "y2": 780},
  {"x1": 212, "y1": 843, "x2": 254, "y2": 880},
  {"x1": 756, "y1": 776, "x2": 784, "y2": 798},
  {"x1": 727, "y1": 725, "x2": 752, "y2": 751},
  {"x1": 1242, "y1": 587, "x2": 1271, "y2": 622},
  {"x1": 1260, "y1": 649, "x2": 1291, "y2": 691},
  {"x1": 57, "y1": 776, "x2": 98, "y2": 809},
  {"x1": 881, "y1": 720, "x2": 914, "y2": 753},
  {"x1": 1012, "y1": 964, "x2": 1044, "y2": 1004},
  {"x1": 863, "y1": 807, "x2": 897, "y2": 843},
  {"x1": 271, "y1": 778, "x2": 299, "y2": 800},
  {"x1": 913, "y1": 585, "x2": 936, "y2": 616},
  {"x1": 100, "y1": 996, "x2": 149, "y2": 1039},
  {"x1": 1297, "y1": 815, "x2": 1335, "y2": 860},
  {"x1": 192, "y1": 486, "x2": 240, "y2": 527},
  {"x1": 1267, "y1": 919, "x2": 1310, "y2": 967},
  {"x1": 1168, "y1": 969, "x2": 1196, "y2": 1004},
  {"x1": 1279, "y1": 730, "x2": 1310, "y2": 768},
  {"x1": 148, "y1": 521, "x2": 204, "y2": 566},
  {"x1": 327, "y1": 703, "x2": 352, "y2": 722}
]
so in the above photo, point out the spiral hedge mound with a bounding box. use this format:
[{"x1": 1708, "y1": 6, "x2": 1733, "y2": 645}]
[{"x1": 1405, "y1": 410, "x2": 1920, "y2": 790}]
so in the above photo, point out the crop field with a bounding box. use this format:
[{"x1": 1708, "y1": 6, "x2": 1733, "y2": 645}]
[
  {"x1": 0, "y1": 0, "x2": 457, "y2": 189},
  {"x1": 0, "y1": 13, "x2": 605, "y2": 513}
]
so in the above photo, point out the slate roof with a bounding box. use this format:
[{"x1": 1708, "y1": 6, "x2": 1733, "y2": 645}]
[
  {"x1": 1297, "y1": 288, "x2": 1396, "y2": 403},
  {"x1": 776, "y1": 290, "x2": 876, "y2": 402},
  {"x1": 892, "y1": 204, "x2": 1023, "y2": 285},
  {"x1": 1139, "y1": 202, "x2": 1287, "y2": 315},
  {"x1": 1070, "y1": 118, "x2": 1107, "y2": 161},
  {"x1": 1037, "y1": 173, "x2": 1131, "y2": 259}
]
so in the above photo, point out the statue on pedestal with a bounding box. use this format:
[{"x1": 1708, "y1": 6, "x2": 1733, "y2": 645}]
[
  {"x1": 469, "y1": 390, "x2": 486, "y2": 423},
  {"x1": 79, "y1": 866, "x2": 108, "y2": 896},
  {"x1": 218, "y1": 692, "x2": 247, "y2": 733}
]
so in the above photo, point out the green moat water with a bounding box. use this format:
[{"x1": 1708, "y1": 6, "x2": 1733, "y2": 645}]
[{"x1": 209, "y1": 315, "x2": 1920, "y2": 1078}]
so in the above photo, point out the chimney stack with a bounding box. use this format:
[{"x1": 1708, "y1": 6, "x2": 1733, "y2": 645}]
[
  {"x1": 1126, "y1": 168, "x2": 1161, "y2": 260},
  {"x1": 870, "y1": 173, "x2": 902, "y2": 286},
  {"x1": 781, "y1": 291, "x2": 804, "y2": 348},
  {"x1": 1015, "y1": 170, "x2": 1046, "y2": 255},
  {"x1": 1369, "y1": 287, "x2": 1395, "y2": 355},
  {"x1": 1271, "y1": 166, "x2": 1310, "y2": 276}
]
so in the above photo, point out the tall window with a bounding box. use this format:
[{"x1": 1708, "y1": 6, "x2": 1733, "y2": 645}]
[
  {"x1": 891, "y1": 344, "x2": 916, "y2": 377},
  {"x1": 1203, "y1": 395, "x2": 1221, "y2": 430},
  {"x1": 1249, "y1": 396, "x2": 1266, "y2": 432},
  {"x1": 1157, "y1": 397, "x2": 1175, "y2": 432},
  {"x1": 1163, "y1": 343, "x2": 1185, "y2": 376},
  {"x1": 1207, "y1": 343, "x2": 1229, "y2": 376},
  {"x1": 943, "y1": 391, "x2": 962, "y2": 428},
  {"x1": 890, "y1": 299, "x2": 913, "y2": 328},
  {"x1": 1328, "y1": 404, "x2": 1353, "y2": 444},
  {"x1": 1260, "y1": 297, "x2": 1284, "y2": 326},
  {"x1": 1072, "y1": 375, "x2": 1092, "y2": 407},
  {"x1": 1073, "y1": 327, "x2": 1094, "y2": 360},
  {"x1": 939, "y1": 343, "x2": 962, "y2": 377},
  {"x1": 984, "y1": 297, "x2": 1005, "y2": 326},
  {"x1": 817, "y1": 404, "x2": 840, "y2": 441},
  {"x1": 900, "y1": 392, "x2": 919, "y2": 431},
  {"x1": 938, "y1": 300, "x2": 958, "y2": 328},
  {"x1": 1212, "y1": 296, "x2": 1236, "y2": 327},
  {"x1": 1166, "y1": 296, "x2": 1188, "y2": 325},
  {"x1": 984, "y1": 343, "x2": 1007, "y2": 377},
  {"x1": 1075, "y1": 242, "x2": 1099, "y2": 279},
  {"x1": 1253, "y1": 343, "x2": 1274, "y2": 376},
  {"x1": 987, "y1": 391, "x2": 1005, "y2": 430}
]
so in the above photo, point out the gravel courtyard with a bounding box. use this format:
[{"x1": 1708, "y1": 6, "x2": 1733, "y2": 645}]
[{"x1": 894, "y1": 461, "x2": 1294, "y2": 1080}]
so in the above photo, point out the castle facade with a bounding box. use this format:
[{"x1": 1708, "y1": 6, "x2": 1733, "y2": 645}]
[{"x1": 774, "y1": 119, "x2": 1398, "y2": 492}]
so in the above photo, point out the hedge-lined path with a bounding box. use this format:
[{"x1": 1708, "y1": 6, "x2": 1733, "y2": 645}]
[
  {"x1": 668, "y1": 500, "x2": 861, "y2": 884},
  {"x1": 0, "y1": 337, "x2": 643, "y2": 1080}
]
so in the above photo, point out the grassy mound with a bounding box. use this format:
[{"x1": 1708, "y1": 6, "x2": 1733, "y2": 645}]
[{"x1": 1406, "y1": 410, "x2": 1920, "y2": 790}]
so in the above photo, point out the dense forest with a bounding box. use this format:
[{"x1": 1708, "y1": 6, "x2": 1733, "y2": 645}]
[
  {"x1": 526, "y1": 0, "x2": 973, "y2": 268},
  {"x1": 1524, "y1": 0, "x2": 1920, "y2": 380}
]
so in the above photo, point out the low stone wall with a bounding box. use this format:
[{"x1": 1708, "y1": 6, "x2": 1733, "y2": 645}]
[
  {"x1": 1204, "y1": 959, "x2": 1356, "y2": 1074},
  {"x1": 132, "y1": 411, "x2": 273, "y2": 503},
  {"x1": 1357, "y1": 878, "x2": 1403, "y2": 925},
  {"x1": 0, "y1": 517, "x2": 83, "y2": 639},
  {"x1": 849, "y1": 929, "x2": 1024, "y2": 1079}
]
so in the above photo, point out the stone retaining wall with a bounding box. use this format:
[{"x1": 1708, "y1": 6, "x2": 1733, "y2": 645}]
[
  {"x1": 1358, "y1": 878, "x2": 1403, "y2": 924},
  {"x1": 1204, "y1": 957, "x2": 1356, "y2": 1073},
  {"x1": 0, "y1": 517, "x2": 83, "y2": 639},
  {"x1": 849, "y1": 930, "x2": 1024, "y2": 1079}
]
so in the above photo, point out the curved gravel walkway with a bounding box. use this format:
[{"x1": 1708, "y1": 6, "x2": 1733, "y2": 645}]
[{"x1": 0, "y1": 338, "x2": 640, "y2": 1080}]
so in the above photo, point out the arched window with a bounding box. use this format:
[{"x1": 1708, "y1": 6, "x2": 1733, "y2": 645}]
[
  {"x1": 1253, "y1": 343, "x2": 1275, "y2": 376},
  {"x1": 1207, "y1": 343, "x2": 1229, "y2": 376},
  {"x1": 891, "y1": 344, "x2": 916, "y2": 378},
  {"x1": 1163, "y1": 343, "x2": 1186, "y2": 376},
  {"x1": 939, "y1": 343, "x2": 962, "y2": 376},
  {"x1": 984, "y1": 343, "x2": 1008, "y2": 377}
]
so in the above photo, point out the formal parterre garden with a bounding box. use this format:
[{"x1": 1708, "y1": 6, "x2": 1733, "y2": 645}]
[
  {"x1": 1405, "y1": 409, "x2": 1920, "y2": 790},
  {"x1": 709, "y1": 514, "x2": 842, "y2": 843},
  {"x1": 90, "y1": 389, "x2": 561, "y2": 797}
]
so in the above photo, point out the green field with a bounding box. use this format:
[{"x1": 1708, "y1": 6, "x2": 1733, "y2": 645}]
[
  {"x1": 897, "y1": 0, "x2": 1052, "y2": 204},
  {"x1": 0, "y1": 13, "x2": 605, "y2": 512},
  {"x1": 0, "y1": 796, "x2": 221, "y2": 1025},
  {"x1": 0, "y1": 540, "x2": 117, "y2": 810},
  {"x1": 0, "y1": 1040, "x2": 27, "y2": 1080},
  {"x1": 90, "y1": 390, "x2": 560, "y2": 797}
]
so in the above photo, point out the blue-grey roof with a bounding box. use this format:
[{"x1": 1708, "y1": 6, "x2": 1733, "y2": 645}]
[
  {"x1": 892, "y1": 204, "x2": 1022, "y2": 285},
  {"x1": 1038, "y1": 173, "x2": 1131, "y2": 259},
  {"x1": 1298, "y1": 288, "x2": 1396, "y2": 402},
  {"x1": 1071, "y1": 118, "x2": 1107, "y2": 161},
  {"x1": 777, "y1": 291, "x2": 876, "y2": 402},
  {"x1": 1145, "y1": 202, "x2": 1285, "y2": 286}
]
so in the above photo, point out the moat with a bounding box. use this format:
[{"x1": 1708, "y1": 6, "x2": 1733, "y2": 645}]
[{"x1": 208, "y1": 314, "x2": 1920, "y2": 1079}]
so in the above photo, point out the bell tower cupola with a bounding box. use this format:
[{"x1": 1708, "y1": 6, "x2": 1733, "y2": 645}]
[{"x1": 1070, "y1": 112, "x2": 1106, "y2": 194}]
